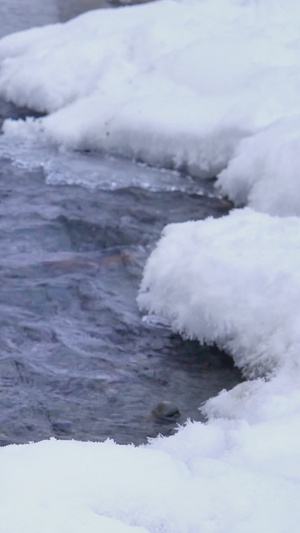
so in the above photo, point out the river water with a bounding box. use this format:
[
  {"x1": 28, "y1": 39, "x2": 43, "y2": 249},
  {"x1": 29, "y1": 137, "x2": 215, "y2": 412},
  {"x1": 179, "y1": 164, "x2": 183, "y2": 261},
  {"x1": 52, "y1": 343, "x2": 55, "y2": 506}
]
[{"x1": 0, "y1": 1, "x2": 242, "y2": 446}]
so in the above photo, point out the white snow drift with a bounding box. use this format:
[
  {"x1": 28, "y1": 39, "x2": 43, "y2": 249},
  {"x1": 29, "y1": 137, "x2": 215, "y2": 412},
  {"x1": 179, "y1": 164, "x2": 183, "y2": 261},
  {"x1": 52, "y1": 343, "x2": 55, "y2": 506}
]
[
  {"x1": 138, "y1": 207, "x2": 300, "y2": 421},
  {"x1": 1, "y1": 0, "x2": 300, "y2": 211}
]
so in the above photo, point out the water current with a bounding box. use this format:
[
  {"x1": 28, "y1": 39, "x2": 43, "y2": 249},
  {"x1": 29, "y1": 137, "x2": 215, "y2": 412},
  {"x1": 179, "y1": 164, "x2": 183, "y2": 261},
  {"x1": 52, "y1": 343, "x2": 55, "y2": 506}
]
[{"x1": 0, "y1": 1, "x2": 242, "y2": 446}]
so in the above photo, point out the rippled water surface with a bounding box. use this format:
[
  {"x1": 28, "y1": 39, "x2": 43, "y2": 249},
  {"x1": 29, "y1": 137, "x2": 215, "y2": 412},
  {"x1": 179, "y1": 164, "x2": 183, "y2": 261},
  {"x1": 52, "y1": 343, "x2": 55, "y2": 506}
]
[
  {"x1": 0, "y1": 146, "x2": 242, "y2": 445},
  {"x1": 0, "y1": 1, "x2": 242, "y2": 446}
]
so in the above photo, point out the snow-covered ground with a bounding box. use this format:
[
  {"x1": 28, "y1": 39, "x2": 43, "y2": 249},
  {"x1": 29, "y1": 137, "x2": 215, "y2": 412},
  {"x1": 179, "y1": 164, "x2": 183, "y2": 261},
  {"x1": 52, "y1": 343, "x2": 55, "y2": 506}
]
[
  {"x1": 1, "y1": 0, "x2": 300, "y2": 531},
  {"x1": 1, "y1": 0, "x2": 300, "y2": 212}
]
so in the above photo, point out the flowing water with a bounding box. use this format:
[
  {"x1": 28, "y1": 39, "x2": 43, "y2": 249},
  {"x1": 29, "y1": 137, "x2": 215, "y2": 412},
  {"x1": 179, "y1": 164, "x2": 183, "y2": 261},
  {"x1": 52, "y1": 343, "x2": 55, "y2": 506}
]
[{"x1": 0, "y1": 2, "x2": 242, "y2": 446}]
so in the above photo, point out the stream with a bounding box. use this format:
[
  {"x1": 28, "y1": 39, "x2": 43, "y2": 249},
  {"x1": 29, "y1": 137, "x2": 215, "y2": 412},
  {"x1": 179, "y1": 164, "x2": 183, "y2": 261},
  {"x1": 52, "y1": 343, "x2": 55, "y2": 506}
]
[{"x1": 0, "y1": 1, "x2": 242, "y2": 446}]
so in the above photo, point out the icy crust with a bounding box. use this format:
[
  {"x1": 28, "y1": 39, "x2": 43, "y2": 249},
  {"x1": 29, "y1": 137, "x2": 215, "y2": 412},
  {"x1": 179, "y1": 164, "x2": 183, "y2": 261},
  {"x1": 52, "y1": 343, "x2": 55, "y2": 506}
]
[
  {"x1": 2, "y1": 0, "x2": 300, "y2": 195},
  {"x1": 138, "y1": 208, "x2": 300, "y2": 379}
]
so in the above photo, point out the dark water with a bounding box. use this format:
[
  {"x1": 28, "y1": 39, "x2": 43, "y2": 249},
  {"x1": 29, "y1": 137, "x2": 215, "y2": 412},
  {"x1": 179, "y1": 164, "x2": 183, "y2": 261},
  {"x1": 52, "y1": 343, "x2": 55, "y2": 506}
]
[
  {"x1": 0, "y1": 0, "x2": 152, "y2": 38},
  {"x1": 0, "y1": 147, "x2": 242, "y2": 446},
  {"x1": 0, "y1": 2, "x2": 242, "y2": 446}
]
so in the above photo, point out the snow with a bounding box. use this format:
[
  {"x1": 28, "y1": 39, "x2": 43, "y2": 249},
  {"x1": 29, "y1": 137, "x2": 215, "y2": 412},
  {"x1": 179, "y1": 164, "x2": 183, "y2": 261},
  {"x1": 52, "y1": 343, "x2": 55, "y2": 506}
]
[
  {"x1": 138, "y1": 208, "x2": 300, "y2": 379},
  {"x1": 1, "y1": 0, "x2": 300, "y2": 199},
  {"x1": 217, "y1": 116, "x2": 300, "y2": 215},
  {"x1": 2, "y1": 0, "x2": 300, "y2": 531},
  {"x1": 2, "y1": 423, "x2": 300, "y2": 533},
  {"x1": 136, "y1": 207, "x2": 300, "y2": 530}
]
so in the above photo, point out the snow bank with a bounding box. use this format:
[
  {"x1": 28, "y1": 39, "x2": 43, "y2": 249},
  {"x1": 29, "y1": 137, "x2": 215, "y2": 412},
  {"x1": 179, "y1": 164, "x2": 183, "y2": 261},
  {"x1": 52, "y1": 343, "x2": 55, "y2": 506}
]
[
  {"x1": 2, "y1": 0, "x2": 300, "y2": 206},
  {"x1": 217, "y1": 116, "x2": 300, "y2": 215},
  {"x1": 135, "y1": 206, "x2": 300, "y2": 529},
  {"x1": 138, "y1": 208, "x2": 300, "y2": 379},
  {"x1": 138, "y1": 206, "x2": 300, "y2": 427},
  {"x1": 2, "y1": 418, "x2": 300, "y2": 533}
]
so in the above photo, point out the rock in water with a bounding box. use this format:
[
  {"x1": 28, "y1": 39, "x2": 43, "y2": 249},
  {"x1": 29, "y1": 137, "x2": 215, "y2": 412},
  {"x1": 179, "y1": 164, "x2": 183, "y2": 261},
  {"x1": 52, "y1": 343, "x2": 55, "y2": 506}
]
[{"x1": 152, "y1": 401, "x2": 181, "y2": 420}]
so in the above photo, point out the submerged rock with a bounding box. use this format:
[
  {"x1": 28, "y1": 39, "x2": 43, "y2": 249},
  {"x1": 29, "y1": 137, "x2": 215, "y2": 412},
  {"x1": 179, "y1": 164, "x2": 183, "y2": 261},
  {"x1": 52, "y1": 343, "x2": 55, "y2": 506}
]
[{"x1": 152, "y1": 401, "x2": 181, "y2": 421}]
